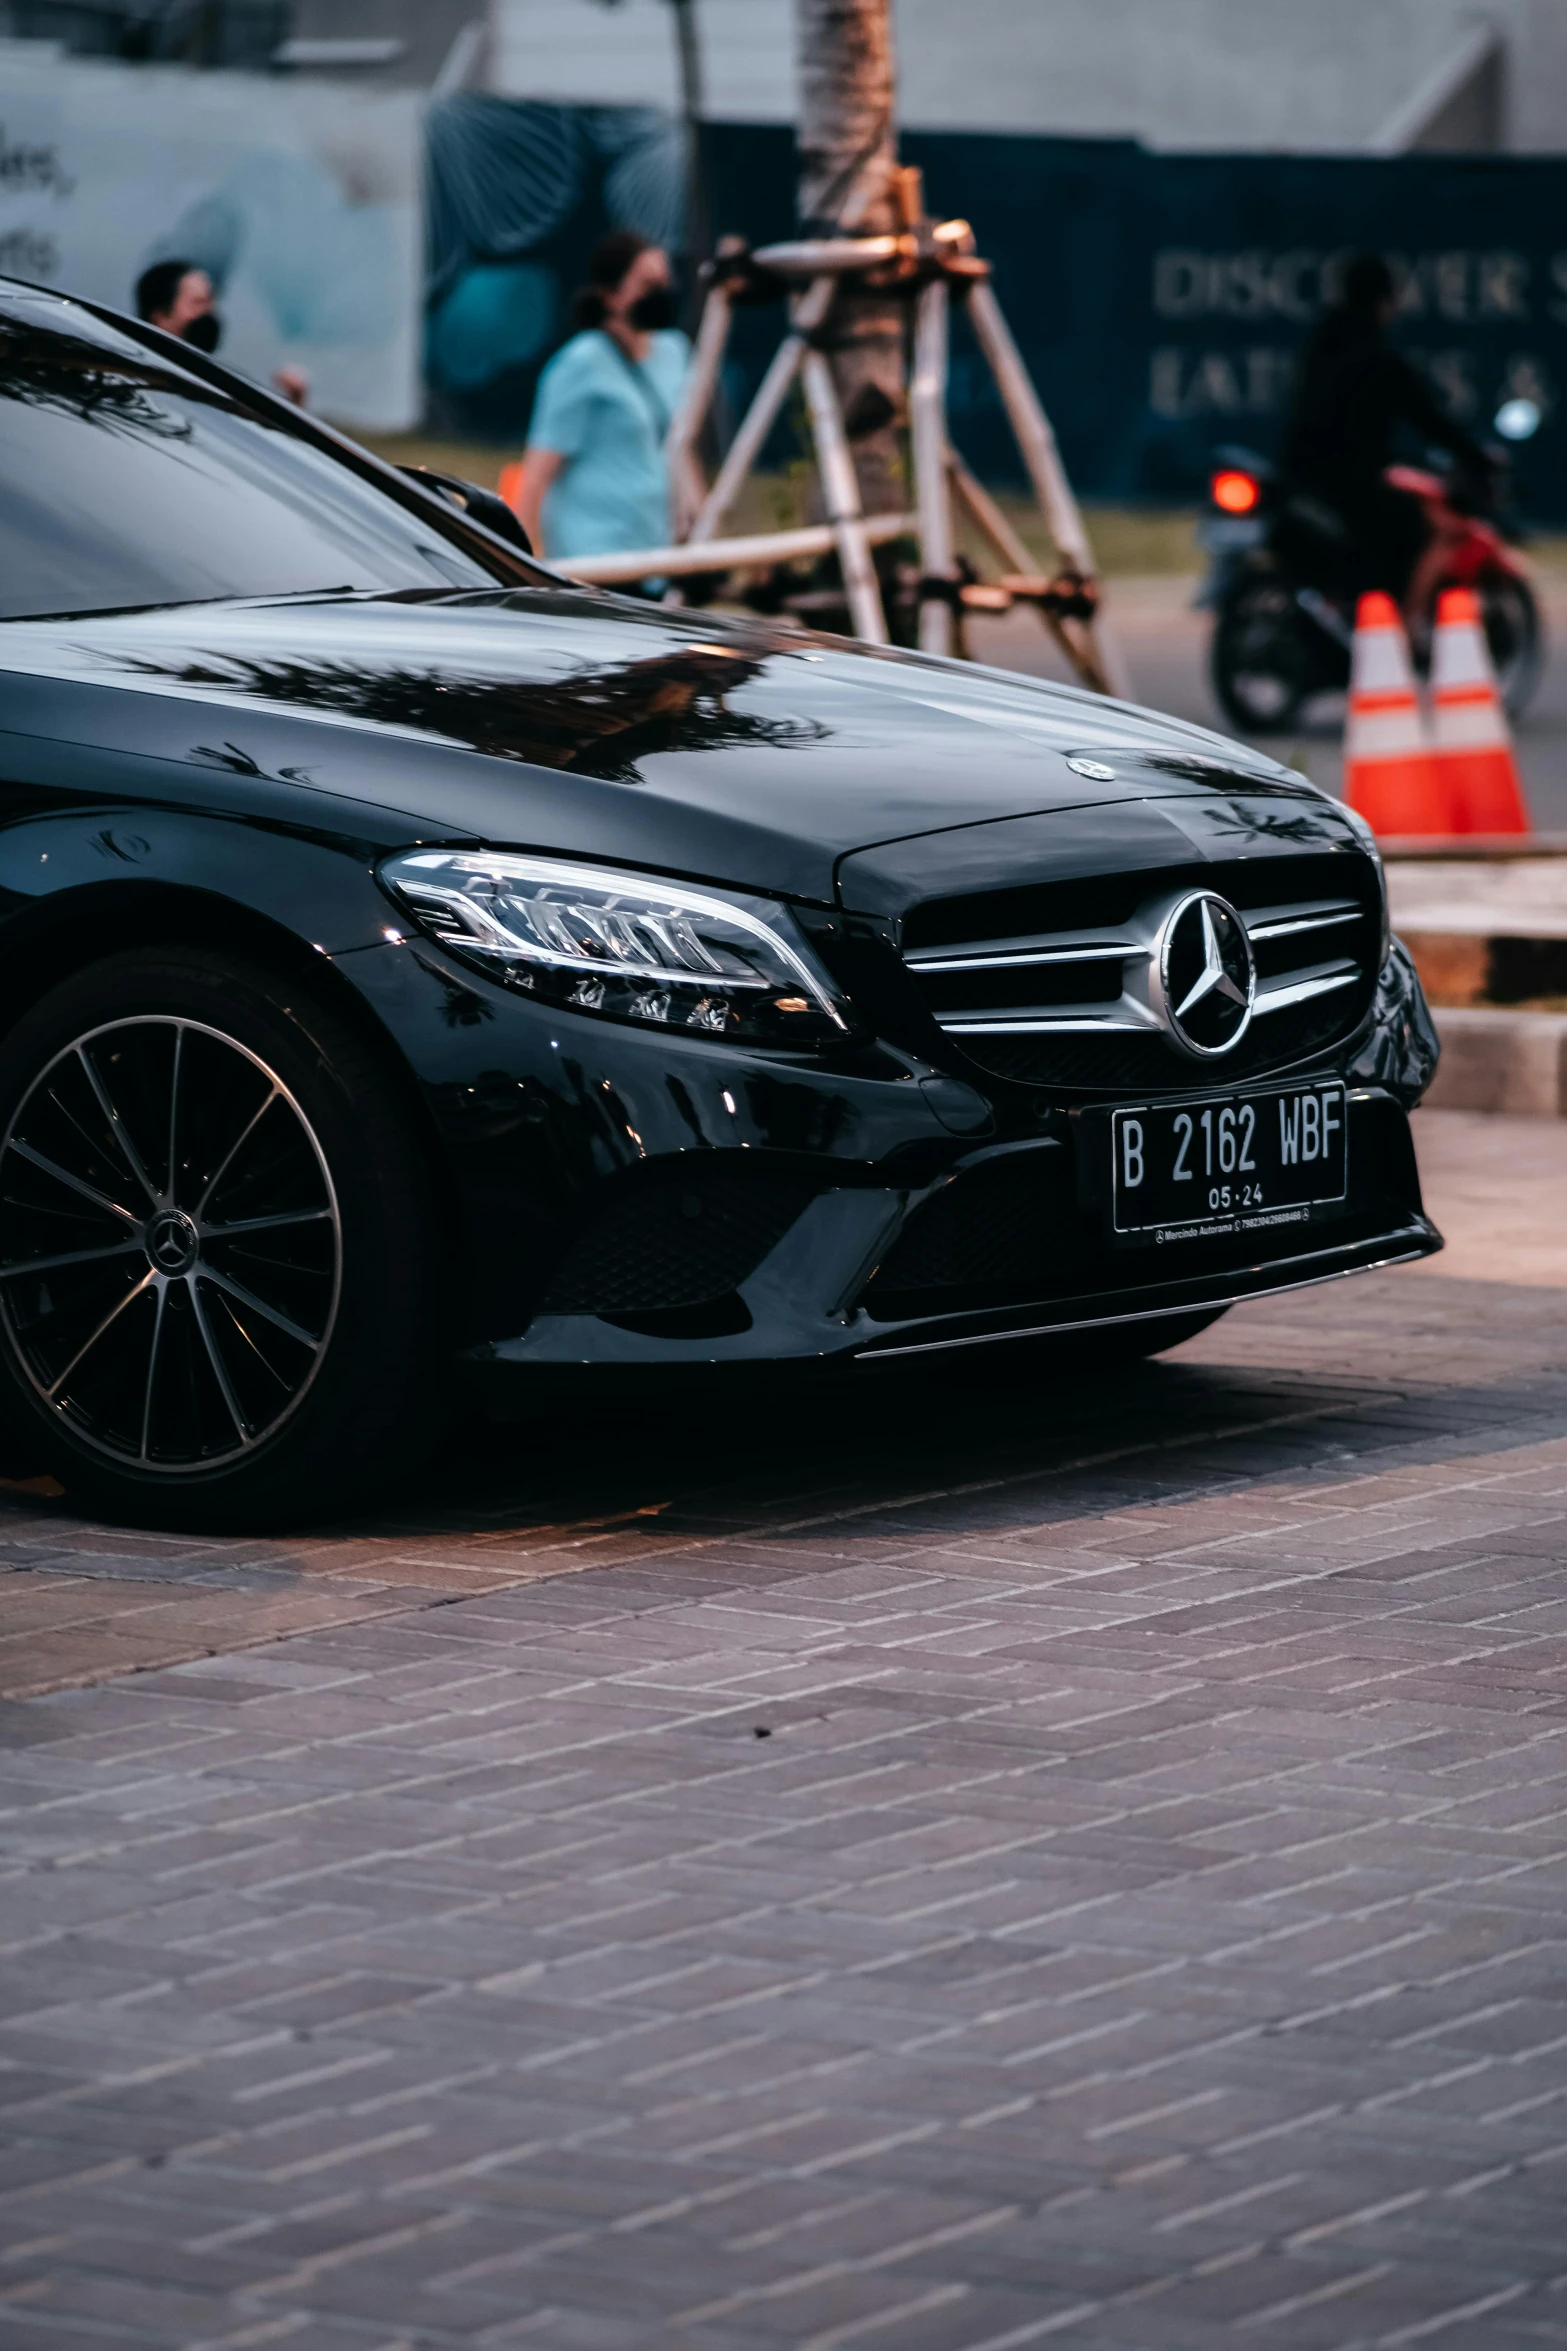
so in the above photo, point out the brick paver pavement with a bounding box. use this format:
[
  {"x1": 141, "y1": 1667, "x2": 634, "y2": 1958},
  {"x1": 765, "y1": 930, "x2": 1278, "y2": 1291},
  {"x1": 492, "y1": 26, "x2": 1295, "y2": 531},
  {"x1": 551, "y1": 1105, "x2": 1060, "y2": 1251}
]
[{"x1": 1, "y1": 1112, "x2": 1566, "y2": 2349}]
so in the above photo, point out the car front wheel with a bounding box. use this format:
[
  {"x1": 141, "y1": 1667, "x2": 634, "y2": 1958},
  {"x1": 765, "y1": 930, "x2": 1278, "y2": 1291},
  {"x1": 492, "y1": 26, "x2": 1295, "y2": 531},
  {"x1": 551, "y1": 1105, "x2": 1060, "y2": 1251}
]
[{"x1": 0, "y1": 947, "x2": 447, "y2": 1530}]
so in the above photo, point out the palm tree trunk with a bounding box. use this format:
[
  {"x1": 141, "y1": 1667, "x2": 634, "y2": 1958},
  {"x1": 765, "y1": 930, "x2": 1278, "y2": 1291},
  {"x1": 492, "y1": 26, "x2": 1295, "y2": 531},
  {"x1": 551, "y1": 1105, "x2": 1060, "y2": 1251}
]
[
  {"x1": 668, "y1": 0, "x2": 711, "y2": 297},
  {"x1": 794, "y1": 0, "x2": 905, "y2": 514}
]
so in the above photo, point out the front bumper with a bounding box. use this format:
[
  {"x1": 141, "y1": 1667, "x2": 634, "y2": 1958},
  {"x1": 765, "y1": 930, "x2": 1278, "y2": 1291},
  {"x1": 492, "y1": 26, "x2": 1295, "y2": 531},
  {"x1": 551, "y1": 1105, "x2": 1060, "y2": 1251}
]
[
  {"x1": 334, "y1": 936, "x2": 1441, "y2": 1374},
  {"x1": 479, "y1": 1087, "x2": 1437, "y2": 1367}
]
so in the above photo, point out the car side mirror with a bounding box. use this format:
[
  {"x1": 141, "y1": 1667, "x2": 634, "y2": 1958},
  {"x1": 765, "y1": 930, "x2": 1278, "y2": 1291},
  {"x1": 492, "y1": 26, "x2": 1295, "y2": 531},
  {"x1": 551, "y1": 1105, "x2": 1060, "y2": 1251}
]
[{"x1": 398, "y1": 466, "x2": 534, "y2": 556}]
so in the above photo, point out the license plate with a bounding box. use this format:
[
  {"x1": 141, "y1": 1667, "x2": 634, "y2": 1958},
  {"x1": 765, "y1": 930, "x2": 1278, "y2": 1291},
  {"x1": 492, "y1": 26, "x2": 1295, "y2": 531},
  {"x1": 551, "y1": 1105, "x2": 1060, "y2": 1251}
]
[{"x1": 1109, "y1": 1084, "x2": 1348, "y2": 1244}]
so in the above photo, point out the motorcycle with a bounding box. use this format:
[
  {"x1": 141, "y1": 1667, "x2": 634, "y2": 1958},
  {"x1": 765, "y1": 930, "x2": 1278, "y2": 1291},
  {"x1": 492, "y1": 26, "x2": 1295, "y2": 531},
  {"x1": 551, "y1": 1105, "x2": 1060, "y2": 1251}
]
[{"x1": 1200, "y1": 400, "x2": 1544, "y2": 735}]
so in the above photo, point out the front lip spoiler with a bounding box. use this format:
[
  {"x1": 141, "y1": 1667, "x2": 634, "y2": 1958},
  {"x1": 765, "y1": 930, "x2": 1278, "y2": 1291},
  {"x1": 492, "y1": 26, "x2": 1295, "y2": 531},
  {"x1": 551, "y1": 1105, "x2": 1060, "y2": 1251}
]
[
  {"x1": 474, "y1": 1213, "x2": 1441, "y2": 1371},
  {"x1": 855, "y1": 1219, "x2": 1441, "y2": 1360}
]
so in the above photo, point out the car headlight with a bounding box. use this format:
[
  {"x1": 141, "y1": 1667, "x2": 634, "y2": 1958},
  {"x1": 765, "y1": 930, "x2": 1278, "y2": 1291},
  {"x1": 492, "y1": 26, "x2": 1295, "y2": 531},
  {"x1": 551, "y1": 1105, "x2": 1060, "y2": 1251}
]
[
  {"x1": 381, "y1": 850, "x2": 851, "y2": 1045},
  {"x1": 1337, "y1": 803, "x2": 1392, "y2": 967}
]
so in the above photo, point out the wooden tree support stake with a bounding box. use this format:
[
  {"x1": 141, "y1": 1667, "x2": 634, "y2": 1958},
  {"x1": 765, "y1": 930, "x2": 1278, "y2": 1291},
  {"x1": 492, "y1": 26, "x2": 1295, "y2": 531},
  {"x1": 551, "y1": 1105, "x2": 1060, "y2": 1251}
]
[
  {"x1": 911, "y1": 279, "x2": 954, "y2": 657},
  {"x1": 648, "y1": 193, "x2": 1122, "y2": 694},
  {"x1": 801, "y1": 349, "x2": 889, "y2": 643}
]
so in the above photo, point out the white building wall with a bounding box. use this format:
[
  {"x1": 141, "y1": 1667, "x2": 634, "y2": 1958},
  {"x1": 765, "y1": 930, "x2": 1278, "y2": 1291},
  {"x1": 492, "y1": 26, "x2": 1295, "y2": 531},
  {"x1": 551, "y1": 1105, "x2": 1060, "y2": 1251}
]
[
  {"x1": 1514, "y1": 0, "x2": 1567, "y2": 152},
  {"x1": 489, "y1": 0, "x2": 789, "y2": 119},
  {"x1": 487, "y1": 0, "x2": 1567, "y2": 152},
  {"x1": 0, "y1": 46, "x2": 423, "y2": 426}
]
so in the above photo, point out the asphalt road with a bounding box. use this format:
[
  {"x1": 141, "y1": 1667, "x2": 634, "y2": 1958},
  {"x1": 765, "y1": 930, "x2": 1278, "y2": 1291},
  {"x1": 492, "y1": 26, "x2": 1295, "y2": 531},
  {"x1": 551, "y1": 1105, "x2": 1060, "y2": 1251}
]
[
  {"x1": 968, "y1": 573, "x2": 1567, "y2": 834},
  {"x1": 2, "y1": 1112, "x2": 1567, "y2": 2349}
]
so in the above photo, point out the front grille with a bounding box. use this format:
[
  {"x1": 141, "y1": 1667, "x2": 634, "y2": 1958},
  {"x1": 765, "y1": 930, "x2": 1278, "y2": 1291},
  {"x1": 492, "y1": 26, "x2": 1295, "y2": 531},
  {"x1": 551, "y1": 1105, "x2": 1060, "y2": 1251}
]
[
  {"x1": 902, "y1": 854, "x2": 1381, "y2": 1095},
  {"x1": 540, "y1": 1167, "x2": 814, "y2": 1315},
  {"x1": 965, "y1": 990, "x2": 1359, "y2": 1092}
]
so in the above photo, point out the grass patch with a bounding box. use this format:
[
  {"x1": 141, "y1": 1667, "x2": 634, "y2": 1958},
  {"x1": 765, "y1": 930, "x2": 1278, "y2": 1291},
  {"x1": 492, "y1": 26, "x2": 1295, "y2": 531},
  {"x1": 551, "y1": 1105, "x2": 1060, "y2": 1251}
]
[{"x1": 344, "y1": 429, "x2": 1200, "y2": 578}]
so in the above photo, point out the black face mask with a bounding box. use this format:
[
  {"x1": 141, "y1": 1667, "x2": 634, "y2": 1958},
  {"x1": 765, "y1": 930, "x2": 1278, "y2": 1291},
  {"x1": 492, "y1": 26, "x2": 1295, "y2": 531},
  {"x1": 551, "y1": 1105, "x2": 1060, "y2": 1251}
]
[
  {"x1": 181, "y1": 311, "x2": 223, "y2": 354},
  {"x1": 627, "y1": 286, "x2": 677, "y2": 333}
]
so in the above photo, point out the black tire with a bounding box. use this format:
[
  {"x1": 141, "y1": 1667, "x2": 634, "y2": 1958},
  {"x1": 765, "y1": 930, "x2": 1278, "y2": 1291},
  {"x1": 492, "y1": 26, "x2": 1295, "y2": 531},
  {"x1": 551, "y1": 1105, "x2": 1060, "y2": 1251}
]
[
  {"x1": 1210, "y1": 577, "x2": 1323, "y2": 735},
  {"x1": 1480, "y1": 573, "x2": 1543, "y2": 720},
  {"x1": 0, "y1": 948, "x2": 447, "y2": 1531}
]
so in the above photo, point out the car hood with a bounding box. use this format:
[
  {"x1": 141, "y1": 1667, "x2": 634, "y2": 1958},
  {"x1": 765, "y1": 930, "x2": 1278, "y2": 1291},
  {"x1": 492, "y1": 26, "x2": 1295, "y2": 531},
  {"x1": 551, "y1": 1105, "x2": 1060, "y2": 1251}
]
[{"x1": 0, "y1": 588, "x2": 1321, "y2": 902}]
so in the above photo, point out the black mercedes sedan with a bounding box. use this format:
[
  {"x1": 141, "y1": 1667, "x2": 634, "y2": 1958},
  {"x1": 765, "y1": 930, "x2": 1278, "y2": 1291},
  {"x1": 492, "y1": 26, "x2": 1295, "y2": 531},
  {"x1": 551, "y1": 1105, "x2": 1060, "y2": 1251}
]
[{"x1": 0, "y1": 280, "x2": 1440, "y2": 1527}]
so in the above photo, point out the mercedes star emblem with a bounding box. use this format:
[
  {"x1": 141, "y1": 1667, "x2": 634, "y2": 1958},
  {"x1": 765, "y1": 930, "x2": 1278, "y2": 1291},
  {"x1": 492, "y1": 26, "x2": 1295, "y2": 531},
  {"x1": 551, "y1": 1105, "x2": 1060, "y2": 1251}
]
[{"x1": 1154, "y1": 890, "x2": 1255, "y2": 1057}]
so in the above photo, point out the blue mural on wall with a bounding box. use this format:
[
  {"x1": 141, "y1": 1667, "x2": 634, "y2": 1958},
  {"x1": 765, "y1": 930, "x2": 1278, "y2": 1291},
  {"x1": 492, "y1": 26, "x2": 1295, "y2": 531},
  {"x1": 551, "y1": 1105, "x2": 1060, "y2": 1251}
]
[
  {"x1": 424, "y1": 95, "x2": 684, "y2": 441},
  {"x1": 424, "y1": 102, "x2": 1567, "y2": 519}
]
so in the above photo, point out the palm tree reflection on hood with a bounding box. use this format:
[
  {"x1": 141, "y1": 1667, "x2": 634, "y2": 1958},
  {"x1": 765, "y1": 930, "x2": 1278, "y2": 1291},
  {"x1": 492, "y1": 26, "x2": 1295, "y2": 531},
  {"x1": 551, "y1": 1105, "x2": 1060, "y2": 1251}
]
[{"x1": 110, "y1": 641, "x2": 828, "y2": 785}]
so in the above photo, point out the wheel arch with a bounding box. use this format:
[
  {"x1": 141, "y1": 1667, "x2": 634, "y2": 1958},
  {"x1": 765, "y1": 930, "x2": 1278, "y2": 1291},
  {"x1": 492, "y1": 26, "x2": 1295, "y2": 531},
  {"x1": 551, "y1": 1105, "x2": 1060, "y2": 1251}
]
[{"x1": 0, "y1": 878, "x2": 469, "y2": 1250}]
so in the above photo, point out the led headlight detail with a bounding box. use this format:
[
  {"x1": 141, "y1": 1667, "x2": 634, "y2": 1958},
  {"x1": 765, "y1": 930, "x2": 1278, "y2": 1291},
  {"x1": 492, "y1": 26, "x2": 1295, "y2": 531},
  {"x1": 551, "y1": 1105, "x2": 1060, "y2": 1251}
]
[{"x1": 381, "y1": 851, "x2": 850, "y2": 1045}]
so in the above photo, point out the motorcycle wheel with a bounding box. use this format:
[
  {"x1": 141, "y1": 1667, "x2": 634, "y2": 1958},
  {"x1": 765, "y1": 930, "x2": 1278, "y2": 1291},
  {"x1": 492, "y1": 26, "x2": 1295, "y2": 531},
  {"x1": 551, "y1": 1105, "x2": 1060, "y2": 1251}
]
[
  {"x1": 1210, "y1": 576, "x2": 1326, "y2": 735},
  {"x1": 1478, "y1": 574, "x2": 1543, "y2": 720}
]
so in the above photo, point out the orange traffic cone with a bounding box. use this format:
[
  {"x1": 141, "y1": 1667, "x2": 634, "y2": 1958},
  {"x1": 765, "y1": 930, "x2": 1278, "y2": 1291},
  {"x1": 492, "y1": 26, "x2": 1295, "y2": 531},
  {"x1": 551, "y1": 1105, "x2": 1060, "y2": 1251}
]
[
  {"x1": 1429, "y1": 586, "x2": 1531, "y2": 835},
  {"x1": 497, "y1": 459, "x2": 524, "y2": 513},
  {"x1": 1342, "y1": 592, "x2": 1452, "y2": 837}
]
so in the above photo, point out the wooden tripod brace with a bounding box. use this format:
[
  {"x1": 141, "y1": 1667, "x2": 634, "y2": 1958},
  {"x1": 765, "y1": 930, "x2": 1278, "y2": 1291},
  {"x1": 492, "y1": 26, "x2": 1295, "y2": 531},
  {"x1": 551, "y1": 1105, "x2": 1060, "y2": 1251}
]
[{"x1": 663, "y1": 181, "x2": 1129, "y2": 696}]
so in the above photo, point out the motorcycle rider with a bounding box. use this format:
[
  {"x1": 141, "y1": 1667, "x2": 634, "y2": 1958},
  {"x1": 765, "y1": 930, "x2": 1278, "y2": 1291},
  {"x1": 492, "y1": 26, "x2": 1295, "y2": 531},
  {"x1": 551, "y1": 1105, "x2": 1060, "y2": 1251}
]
[{"x1": 1282, "y1": 254, "x2": 1492, "y2": 627}]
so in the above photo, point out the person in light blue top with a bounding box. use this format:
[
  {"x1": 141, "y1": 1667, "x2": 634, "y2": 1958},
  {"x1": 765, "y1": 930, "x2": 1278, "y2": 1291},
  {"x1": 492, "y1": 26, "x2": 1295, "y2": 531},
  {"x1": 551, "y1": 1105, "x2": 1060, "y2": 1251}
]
[{"x1": 514, "y1": 232, "x2": 690, "y2": 575}]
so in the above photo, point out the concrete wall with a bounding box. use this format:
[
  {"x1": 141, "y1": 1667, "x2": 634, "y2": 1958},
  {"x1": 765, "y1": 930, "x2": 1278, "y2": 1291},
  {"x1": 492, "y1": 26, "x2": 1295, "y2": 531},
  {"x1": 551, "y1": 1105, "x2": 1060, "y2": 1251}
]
[
  {"x1": 487, "y1": 0, "x2": 1567, "y2": 153},
  {"x1": 0, "y1": 44, "x2": 423, "y2": 426},
  {"x1": 286, "y1": 0, "x2": 484, "y2": 87}
]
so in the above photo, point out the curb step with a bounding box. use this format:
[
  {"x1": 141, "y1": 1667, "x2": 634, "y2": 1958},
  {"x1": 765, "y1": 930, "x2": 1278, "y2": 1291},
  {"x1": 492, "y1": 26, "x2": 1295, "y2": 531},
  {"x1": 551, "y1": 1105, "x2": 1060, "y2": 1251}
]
[
  {"x1": 1384, "y1": 855, "x2": 1567, "y2": 1111},
  {"x1": 1425, "y1": 1007, "x2": 1567, "y2": 1118}
]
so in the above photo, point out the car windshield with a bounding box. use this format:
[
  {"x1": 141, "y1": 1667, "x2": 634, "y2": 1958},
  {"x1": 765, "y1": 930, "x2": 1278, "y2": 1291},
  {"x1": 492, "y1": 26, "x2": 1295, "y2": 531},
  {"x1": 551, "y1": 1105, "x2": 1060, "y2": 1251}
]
[{"x1": 0, "y1": 299, "x2": 506, "y2": 620}]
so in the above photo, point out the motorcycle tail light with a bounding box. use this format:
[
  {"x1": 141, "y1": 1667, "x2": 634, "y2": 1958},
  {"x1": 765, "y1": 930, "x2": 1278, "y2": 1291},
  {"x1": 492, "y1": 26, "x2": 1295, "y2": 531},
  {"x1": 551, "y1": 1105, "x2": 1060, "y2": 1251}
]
[{"x1": 1212, "y1": 468, "x2": 1260, "y2": 515}]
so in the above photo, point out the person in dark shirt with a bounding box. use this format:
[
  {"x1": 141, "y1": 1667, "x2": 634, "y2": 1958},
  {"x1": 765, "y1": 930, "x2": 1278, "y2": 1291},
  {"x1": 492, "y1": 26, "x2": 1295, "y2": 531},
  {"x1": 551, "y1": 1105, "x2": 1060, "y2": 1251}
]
[{"x1": 1282, "y1": 253, "x2": 1490, "y2": 621}]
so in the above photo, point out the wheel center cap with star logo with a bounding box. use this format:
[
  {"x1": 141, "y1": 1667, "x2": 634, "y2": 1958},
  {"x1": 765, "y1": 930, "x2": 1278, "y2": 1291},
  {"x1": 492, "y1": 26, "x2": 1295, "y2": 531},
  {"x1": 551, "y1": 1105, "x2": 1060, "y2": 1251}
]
[{"x1": 1154, "y1": 890, "x2": 1256, "y2": 1057}]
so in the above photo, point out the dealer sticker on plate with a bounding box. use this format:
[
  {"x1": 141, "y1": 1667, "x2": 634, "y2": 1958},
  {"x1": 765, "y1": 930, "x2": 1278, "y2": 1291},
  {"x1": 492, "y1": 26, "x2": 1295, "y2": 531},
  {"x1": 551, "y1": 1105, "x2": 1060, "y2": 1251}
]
[{"x1": 1108, "y1": 1083, "x2": 1348, "y2": 1245}]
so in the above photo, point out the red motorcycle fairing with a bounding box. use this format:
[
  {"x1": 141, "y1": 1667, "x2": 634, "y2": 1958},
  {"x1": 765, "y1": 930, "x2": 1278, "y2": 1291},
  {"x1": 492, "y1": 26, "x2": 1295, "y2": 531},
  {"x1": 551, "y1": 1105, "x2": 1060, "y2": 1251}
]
[{"x1": 1383, "y1": 463, "x2": 1532, "y2": 590}]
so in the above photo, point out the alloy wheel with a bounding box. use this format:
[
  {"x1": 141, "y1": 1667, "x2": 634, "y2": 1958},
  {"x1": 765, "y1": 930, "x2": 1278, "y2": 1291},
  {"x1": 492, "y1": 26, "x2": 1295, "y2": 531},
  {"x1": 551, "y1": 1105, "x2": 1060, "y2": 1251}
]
[{"x1": 0, "y1": 1017, "x2": 341, "y2": 1471}]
